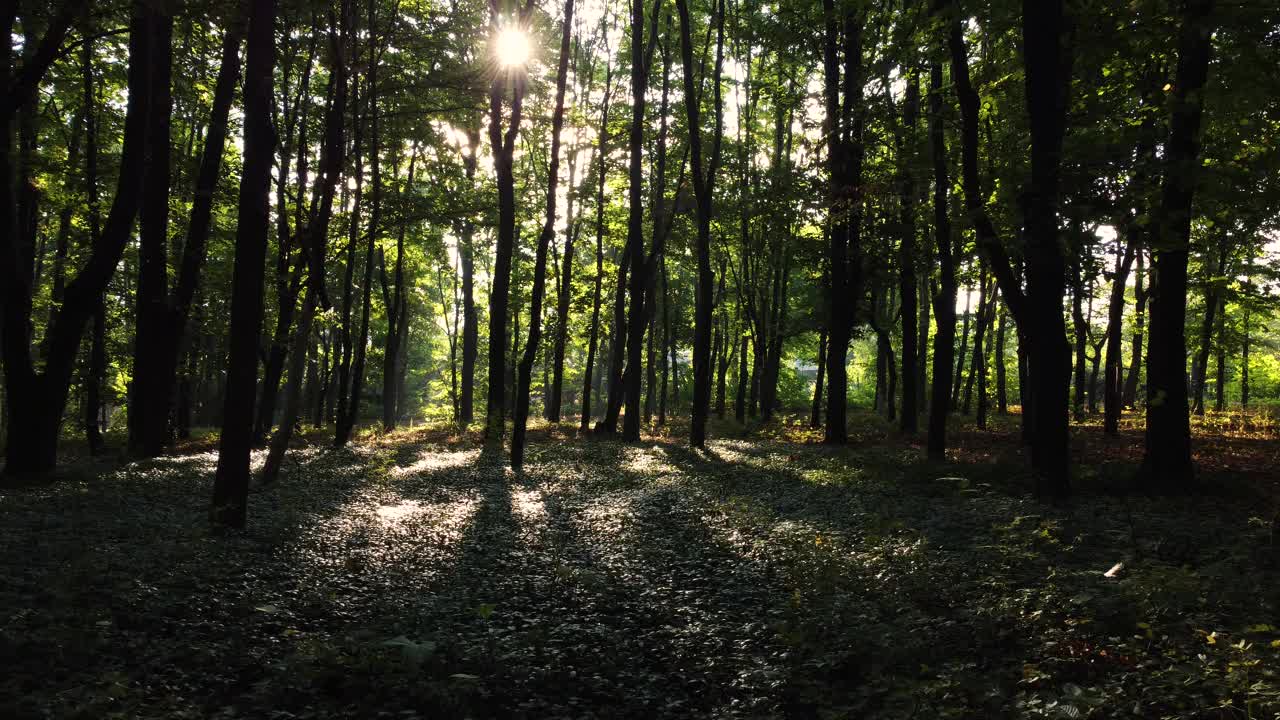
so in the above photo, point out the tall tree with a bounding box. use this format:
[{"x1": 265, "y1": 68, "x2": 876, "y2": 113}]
[
  {"x1": 512, "y1": 0, "x2": 575, "y2": 467},
  {"x1": 677, "y1": 0, "x2": 725, "y2": 448},
  {"x1": 2, "y1": 1, "x2": 150, "y2": 477},
  {"x1": 1142, "y1": 0, "x2": 1215, "y2": 488},
  {"x1": 210, "y1": 0, "x2": 277, "y2": 525}
]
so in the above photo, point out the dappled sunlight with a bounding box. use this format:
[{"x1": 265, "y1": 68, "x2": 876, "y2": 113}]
[
  {"x1": 620, "y1": 444, "x2": 681, "y2": 476},
  {"x1": 510, "y1": 486, "x2": 546, "y2": 523},
  {"x1": 390, "y1": 448, "x2": 481, "y2": 477}
]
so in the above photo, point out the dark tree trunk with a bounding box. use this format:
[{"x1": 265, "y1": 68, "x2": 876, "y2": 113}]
[
  {"x1": 897, "y1": 66, "x2": 920, "y2": 433},
  {"x1": 917, "y1": 275, "x2": 930, "y2": 414},
  {"x1": 1240, "y1": 307, "x2": 1250, "y2": 409},
  {"x1": 129, "y1": 5, "x2": 173, "y2": 457},
  {"x1": 80, "y1": 21, "x2": 106, "y2": 456},
  {"x1": 995, "y1": 303, "x2": 1008, "y2": 415},
  {"x1": 677, "y1": 0, "x2": 724, "y2": 448},
  {"x1": 810, "y1": 329, "x2": 827, "y2": 429},
  {"x1": 1103, "y1": 231, "x2": 1137, "y2": 434},
  {"x1": 581, "y1": 65, "x2": 612, "y2": 432},
  {"x1": 1071, "y1": 259, "x2": 1088, "y2": 422},
  {"x1": 1214, "y1": 306, "x2": 1226, "y2": 412},
  {"x1": 623, "y1": 14, "x2": 669, "y2": 441},
  {"x1": 658, "y1": 253, "x2": 671, "y2": 425},
  {"x1": 1141, "y1": 0, "x2": 1214, "y2": 489},
  {"x1": 926, "y1": 60, "x2": 957, "y2": 463},
  {"x1": 512, "y1": 0, "x2": 574, "y2": 467},
  {"x1": 1122, "y1": 249, "x2": 1147, "y2": 408},
  {"x1": 211, "y1": 0, "x2": 276, "y2": 523},
  {"x1": 2, "y1": 2, "x2": 150, "y2": 477},
  {"x1": 259, "y1": 3, "x2": 348, "y2": 487},
  {"x1": 1190, "y1": 238, "x2": 1227, "y2": 416},
  {"x1": 338, "y1": 6, "x2": 382, "y2": 447},
  {"x1": 383, "y1": 150, "x2": 419, "y2": 430},
  {"x1": 460, "y1": 124, "x2": 480, "y2": 424},
  {"x1": 952, "y1": 281, "x2": 971, "y2": 409},
  {"x1": 963, "y1": 271, "x2": 990, "y2": 416},
  {"x1": 1020, "y1": 0, "x2": 1074, "y2": 498},
  {"x1": 822, "y1": 0, "x2": 865, "y2": 445},
  {"x1": 485, "y1": 2, "x2": 532, "y2": 445}
]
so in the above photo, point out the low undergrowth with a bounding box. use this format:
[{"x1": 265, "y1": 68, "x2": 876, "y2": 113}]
[{"x1": 1, "y1": 414, "x2": 1277, "y2": 719}]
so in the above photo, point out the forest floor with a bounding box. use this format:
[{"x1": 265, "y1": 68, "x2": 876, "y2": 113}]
[{"x1": 2, "y1": 412, "x2": 1279, "y2": 719}]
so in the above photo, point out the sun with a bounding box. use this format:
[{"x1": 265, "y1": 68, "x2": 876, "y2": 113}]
[{"x1": 495, "y1": 28, "x2": 531, "y2": 68}]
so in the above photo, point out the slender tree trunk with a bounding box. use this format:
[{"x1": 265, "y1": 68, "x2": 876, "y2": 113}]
[
  {"x1": 1191, "y1": 238, "x2": 1227, "y2": 416},
  {"x1": 1020, "y1": 0, "x2": 1074, "y2": 497},
  {"x1": 811, "y1": 329, "x2": 827, "y2": 429},
  {"x1": 129, "y1": 5, "x2": 173, "y2": 456},
  {"x1": 963, "y1": 271, "x2": 990, "y2": 416},
  {"x1": 995, "y1": 303, "x2": 1008, "y2": 415},
  {"x1": 1141, "y1": 0, "x2": 1214, "y2": 489},
  {"x1": 81, "y1": 22, "x2": 106, "y2": 456},
  {"x1": 259, "y1": 3, "x2": 349, "y2": 486},
  {"x1": 1103, "y1": 230, "x2": 1136, "y2": 434},
  {"x1": 1241, "y1": 307, "x2": 1249, "y2": 409},
  {"x1": 926, "y1": 60, "x2": 957, "y2": 462},
  {"x1": 1071, "y1": 259, "x2": 1088, "y2": 421},
  {"x1": 581, "y1": 64, "x2": 612, "y2": 431},
  {"x1": 459, "y1": 123, "x2": 480, "y2": 424},
  {"x1": 512, "y1": 0, "x2": 574, "y2": 467},
  {"x1": 1123, "y1": 249, "x2": 1147, "y2": 407},
  {"x1": 953, "y1": 281, "x2": 971, "y2": 408},
  {"x1": 677, "y1": 0, "x2": 724, "y2": 448},
  {"x1": 485, "y1": 3, "x2": 531, "y2": 444},
  {"x1": 211, "y1": 0, "x2": 276, "y2": 524},
  {"x1": 1214, "y1": 306, "x2": 1226, "y2": 412},
  {"x1": 822, "y1": 0, "x2": 864, "y2": 445},
  {"x1": 898, "y1": 67, "x2": 920, "y2": 433}
]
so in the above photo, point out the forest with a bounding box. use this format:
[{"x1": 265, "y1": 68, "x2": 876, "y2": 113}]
[{"x1": 2, "y1": 0, "x2": 1280, "y2": 717}]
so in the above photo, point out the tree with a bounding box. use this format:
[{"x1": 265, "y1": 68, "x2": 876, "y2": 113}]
[
  {"x1": 677, "y1": 0, "x2": 725, "y2": 449},
  {"x1": 512, "y1": 0, "x2": 575, "y2": 467},
  {"x1": 210, "y1": 0, "x2": 277, "y2": 526},
  {"x1": 1142, "y1": 0, "x2": 1215, "y2": 489}
]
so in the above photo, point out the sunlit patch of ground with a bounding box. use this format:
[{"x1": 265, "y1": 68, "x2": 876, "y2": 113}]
[{"x1": 390, "y1": 447, "x2": 481, "y2": 477}]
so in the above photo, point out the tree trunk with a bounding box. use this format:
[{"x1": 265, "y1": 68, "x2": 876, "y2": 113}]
[
  {"x1": 1141, "y1": 0, "x2": 1214, "y2": 489},
  {"x1": 677, "y1": 0, "x2": 724, "y2": 448},
  {"x1": 581, "y1": 63, "x2": 612, "y2": 432},
  {"x1": 486, "y1": 3, "x2": 531, "y2": 445},
  {"x1": 211, "y1": 0, "x2": 276, "y2": 523},
  {"x1": 926, "y1": 61, "x2": 956, "y2": 462},
  {"x1": 1020, "y1": 0, "x2": 1074, "y2": 498},
  {"x1": 1104, "y1": 230, "x2": 1137, "y2": 434},
  {"x1": 810, "y1": 329, "x2": 827, "y2": 429},
  {"x1": 953, "y1": 280, "x2": 971, "y2": 408},
  {"x1": 512, "y1": 0, "x2": 574, "y2": 467},
  {"x1": 994, "y1": 303, "x2": 1008, "y2": 415},
  {"x1": 1123, "y1": 249, "x2": 1147, "y2": 407},
  {"x1": 897, "y1": 66, "x2": 920, "y2": 433},
  {"x1": 459, "y1": 124, "x2": 480, "y2": 424},
  {"x1": 257, "y1": 2, "x2": 348, "y2": 486},
  {"x1": 822, "y1": 0, "x2": 864, "y2": 446},
  {"x1": 2, "y1": 2, "x2": 150, "y2": 477},
  {"x1": 1190, "y1": 238, "x2": 1227, "y2": 416},
  {"x1": 129, "y1": 5, "x2": 173, "y2": 456}
]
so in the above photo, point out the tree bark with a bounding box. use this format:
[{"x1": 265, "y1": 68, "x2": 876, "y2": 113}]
[
  {"x1": 1020, "y1": 0, "x2": 1074, "y2": 498},
  {"x1": 676, "y1": 0, "x2": 724, "y2": 449},
  {"x1": 512, "y1": 0, "x2": 575, "y2": 467},
  {"x1": 211, "y1": 0, "x2": 276, "y2": 523},
  {"x1": 2, "y1": 2, "x2": 150, "y2": 477},
  {"x1": 926, "y1": 59, "x2": 957, "y2": 463},
  {"x1": 1141, "y1": 0, "x2": 1214, "y2": 489}
]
